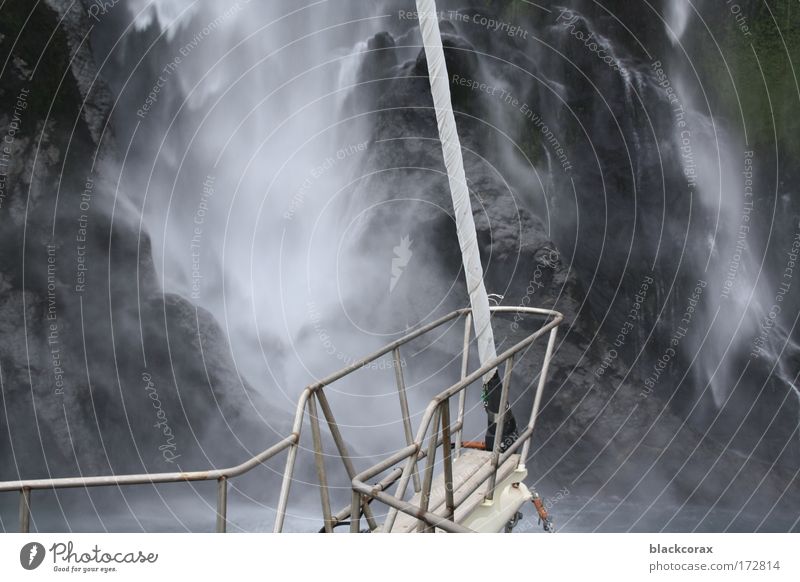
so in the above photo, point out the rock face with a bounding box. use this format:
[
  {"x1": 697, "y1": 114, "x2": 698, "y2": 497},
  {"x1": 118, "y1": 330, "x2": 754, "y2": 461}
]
[
  {"x1": 341, "y1": 3, "x2": 800, "y2": 530},
  {"x1": 0, "y1": 1, "x2": 269, "y2": 483}
]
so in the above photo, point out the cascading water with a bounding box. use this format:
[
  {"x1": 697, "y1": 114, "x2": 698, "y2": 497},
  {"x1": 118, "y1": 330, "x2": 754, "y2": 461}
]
[
  {"x1": 533, "y1": 1, "x2": 800, "y2": 468},
  {"x1": 665, "y1": 0, "x2": 692, "y2": 45},
  {"x1": 659, "y1": 3, "x2": 800, "y2": 456},
  {"x1": 111, "y1": 1, "x2": 396, "y2": 399},
  {"x1": 97, "y1": 0, "x2": 479, "y2": 488}
]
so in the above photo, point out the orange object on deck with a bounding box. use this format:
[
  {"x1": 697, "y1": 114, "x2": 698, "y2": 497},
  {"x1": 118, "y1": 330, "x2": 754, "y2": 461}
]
[
  {"x1": 460, "y1": 441, "x2": 486, "y2": 450},
  {"x1": 532, "y1": 491, "x2": 554, "y2": 532}
]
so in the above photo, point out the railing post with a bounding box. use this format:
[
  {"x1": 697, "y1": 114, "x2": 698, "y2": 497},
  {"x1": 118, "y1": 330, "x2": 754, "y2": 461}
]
[
  {"x1": 308, "y1": 394, "x2": 334, "y2": 533},
  {"x1": 316, "y1": 390, "x2": 378, "y2": 531},
  {"x1": 455, "y1": 312, "x2": 471, "y2": 460},
  {"x1": 393, "y1": 347, "x2": 421, "y2": 493},
  {"x1": 486, "y1": 355, "x2": 514, "y2": 502},
  {"x1": 383, "y1": 454, "x2": 419, "y2": 532},
  {"x1": 216, "y1": 477, "x2": 227, "y2": 533},
  {"x1": 440, "y1": 399, "x2": 455, "y2": 521},
  {"x1": 274, "y1": 400, "x2": 306, "y2": 533},
  {"x1": 350, "y1": 491, "x2": 361, "y2": 533},
  {"x1": 19, "y1": 487, "x2": 31, "y2": 533},
  {"x1": 520, "y1": 327, "x2": 558, "y2": 463},
  {"x1": 417, "y1": 406, "x2": 441, "y2": 532}
]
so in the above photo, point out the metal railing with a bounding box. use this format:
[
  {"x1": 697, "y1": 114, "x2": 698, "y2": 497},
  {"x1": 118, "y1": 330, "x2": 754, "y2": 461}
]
[{"x1": 0, "y1": 306, "x2": 562, "y2": 533}]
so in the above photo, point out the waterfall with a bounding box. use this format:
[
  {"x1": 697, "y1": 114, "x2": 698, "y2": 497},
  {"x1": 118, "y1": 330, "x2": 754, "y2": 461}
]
[
  {"x1": 118, "y1": 0, "x2": 796, "y2": 469},
  {"x1": 665, "y1": 0, "x2": 692, "y2": 44},
  {"x1": 542, "y1": 1, "x2": 799, "y2": 459},
  {"x1": 657, "y1": 2, "x2": 800, "y2": 449},
  {"x1": 3, "y1": 0, "x2": 799, "y2": 533},
  {"x1": 114, "y1": 0, "x2": 393, "y2": 395}
]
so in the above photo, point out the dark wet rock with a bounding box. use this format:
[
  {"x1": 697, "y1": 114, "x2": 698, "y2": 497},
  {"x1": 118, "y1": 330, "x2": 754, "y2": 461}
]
[
  {"x1": 343, "y1": 18, "x2": 799, "y2": 530},
  {"x1": 0, "y1": 0, "x2": 268, "y2": 482}
]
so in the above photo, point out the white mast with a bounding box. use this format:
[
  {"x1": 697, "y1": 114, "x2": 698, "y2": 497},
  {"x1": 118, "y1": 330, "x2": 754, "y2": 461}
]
[{"x1": 414, "y1": 0, "x2": 497, "y2": 381}]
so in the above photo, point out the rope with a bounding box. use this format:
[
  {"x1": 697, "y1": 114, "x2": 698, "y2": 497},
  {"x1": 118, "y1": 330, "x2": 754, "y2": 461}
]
[{"x1": 415, "y1": 0, "x2": 498, "y2": 382}]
